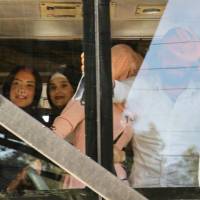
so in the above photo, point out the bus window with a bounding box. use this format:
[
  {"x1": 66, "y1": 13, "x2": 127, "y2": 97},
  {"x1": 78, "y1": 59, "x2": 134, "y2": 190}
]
[
  {"x1": 0, "y1": 39, "x2": 82, "y2": 192},
  {"x1": 125, "y1": 0, "x2": 200, "y2": 188},
  {"x1": 0, "y1": 0, "x2": 200, "y2": 199}
]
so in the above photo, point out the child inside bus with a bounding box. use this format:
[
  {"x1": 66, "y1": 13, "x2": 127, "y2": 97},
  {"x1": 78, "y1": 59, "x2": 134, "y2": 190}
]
[{"x1": 52, "y1": 44, "x2": 143, "y2": 188}]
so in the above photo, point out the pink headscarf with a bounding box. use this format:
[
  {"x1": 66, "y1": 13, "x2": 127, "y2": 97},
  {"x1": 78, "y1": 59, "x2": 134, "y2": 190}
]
[
  {"x1": 111, "y1": 44, "x2": 143, "y2": 81},
  {"x1": 111, "y1": 44, "x2": 143, "y2": 111}
]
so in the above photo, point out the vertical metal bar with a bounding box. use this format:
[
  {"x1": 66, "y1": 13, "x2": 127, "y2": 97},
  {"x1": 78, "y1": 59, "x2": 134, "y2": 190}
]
[
  {"x1": 83, "y1": 0, "x2": 113, "y2": 172},
  {"x1": 94, "y1": 0, "x2": 102, "y2": 167},
  {"x1": 94, "y1": 1, "x2": 112, "y2": 199},
  {"x1": 83, "y1": 0, "x2": 97, "y2": 162},
  {"x1": 96, "y1": 0, "x2": 113, "y2": 173}
]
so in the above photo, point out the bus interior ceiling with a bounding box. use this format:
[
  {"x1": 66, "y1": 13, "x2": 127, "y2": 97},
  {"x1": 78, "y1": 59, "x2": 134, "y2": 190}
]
[{"x1": 0, "y1": 0, "x2": 166, "y2": 85}]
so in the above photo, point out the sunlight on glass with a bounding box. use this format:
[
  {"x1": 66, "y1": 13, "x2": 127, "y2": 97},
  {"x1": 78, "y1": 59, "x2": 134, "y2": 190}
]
[{"x1": 125, "y1": 0, "x2": 200, "y2": 188}]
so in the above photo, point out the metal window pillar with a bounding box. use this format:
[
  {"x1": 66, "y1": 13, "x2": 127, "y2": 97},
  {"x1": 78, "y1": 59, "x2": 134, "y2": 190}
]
[{"x1": 83, "y1": 0, "x2": 113, "y2": 173}]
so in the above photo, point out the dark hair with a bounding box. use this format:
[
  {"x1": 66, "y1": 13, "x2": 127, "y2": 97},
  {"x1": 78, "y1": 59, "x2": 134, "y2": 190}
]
[
  {"x1": 2, "y1": 65, "x2": 42, "y2": 109},
  {"x1": 47, "y1": 66, "x2": 81, "y2": 110}
]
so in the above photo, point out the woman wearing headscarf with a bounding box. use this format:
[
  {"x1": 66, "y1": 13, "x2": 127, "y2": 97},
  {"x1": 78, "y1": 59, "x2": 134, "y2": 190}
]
[
  {"x1": 52, "y1": 44, "x2": 143, "y2": 188},
  {"x1": 46, "y1": 66, "x2": 80, "y2": 126}
]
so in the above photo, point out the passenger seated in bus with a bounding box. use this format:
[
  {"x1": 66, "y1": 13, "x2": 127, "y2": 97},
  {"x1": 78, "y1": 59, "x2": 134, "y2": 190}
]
[
  {"x1": 2, "y1": 65, "x2": 42, "y2": 118},
  {"x1": 52, "y1": 44, "x2": 143, "y2": 189},
  {"x1": 1, "y1": 65, "x2": 43, "y2": 191},
  {"x1": 46, "y1": 65, "x2": 80, "y2": 126},
  {"x1": 34, "y1": 66, "x2": 81, "y2": 188},
  {"x1": 125, "y1": 27, "x2": 200, "y2": 187}
]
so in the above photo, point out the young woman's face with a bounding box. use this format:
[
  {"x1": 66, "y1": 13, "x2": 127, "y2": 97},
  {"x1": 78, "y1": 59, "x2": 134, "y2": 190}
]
[
  {"x1": 49, "y1": 76, "x2": 74, "y2": 109},
  {"x1": 10, "y1": 70, "x2": 36, "y2": 108}
]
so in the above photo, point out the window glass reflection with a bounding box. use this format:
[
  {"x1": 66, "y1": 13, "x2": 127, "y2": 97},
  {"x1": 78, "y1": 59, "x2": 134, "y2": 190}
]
[{"x1": 125, "y1": 0, "x2": 200, "y2": 188}]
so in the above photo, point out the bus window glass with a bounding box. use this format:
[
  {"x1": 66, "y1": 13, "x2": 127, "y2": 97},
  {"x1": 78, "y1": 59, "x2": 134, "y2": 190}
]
[
  {"x1": 0, "y1": 0, "x2": 83, "y2": 191},
  {"x1": 1, "y1": 0, "x2": 200, "y2": 196},
  {"x1": 125, "y1": 0, "x2": 200, "y2": 188},
  {"x1": 0, "y1": 42, "x2": 82, "y2": 191}
]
